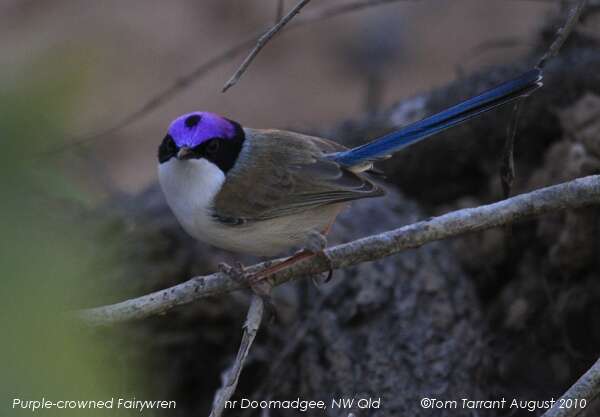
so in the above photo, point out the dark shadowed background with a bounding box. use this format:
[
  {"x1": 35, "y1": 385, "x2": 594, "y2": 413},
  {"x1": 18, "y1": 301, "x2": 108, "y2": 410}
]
[{"x1": 1, "y1": 0, "x2": 552, "y2": 190}]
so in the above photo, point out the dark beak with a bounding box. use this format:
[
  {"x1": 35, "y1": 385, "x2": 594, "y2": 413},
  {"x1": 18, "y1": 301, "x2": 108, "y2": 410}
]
[{"x1": 177, "y1": 147, "x2": 193, "y2": 160}]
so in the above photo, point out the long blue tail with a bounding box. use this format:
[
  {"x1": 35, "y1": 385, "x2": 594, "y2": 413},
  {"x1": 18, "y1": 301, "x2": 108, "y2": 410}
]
[{"x1": 330, "y1": 68, "x2": 543, "y2": 168}]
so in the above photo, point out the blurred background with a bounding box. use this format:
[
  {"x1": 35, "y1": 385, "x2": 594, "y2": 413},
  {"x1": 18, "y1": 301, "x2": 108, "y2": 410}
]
[
  {"x1": 1, "y1": 0, "x2": 553, "y2": 190},
  {"x1": 3, "y1": 1, "x2": 600, "y2": 417}
]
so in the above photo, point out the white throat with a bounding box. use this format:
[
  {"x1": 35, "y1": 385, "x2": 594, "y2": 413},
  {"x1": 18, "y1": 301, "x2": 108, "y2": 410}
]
[{"x1": 158, "y1": 158, "x2": 225, "y2": 240}]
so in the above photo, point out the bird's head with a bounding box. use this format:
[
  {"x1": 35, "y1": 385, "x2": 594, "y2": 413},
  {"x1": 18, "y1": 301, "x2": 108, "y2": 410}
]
[{"x1": 158, "y1": 111, "x2": 245, "y2": 173}]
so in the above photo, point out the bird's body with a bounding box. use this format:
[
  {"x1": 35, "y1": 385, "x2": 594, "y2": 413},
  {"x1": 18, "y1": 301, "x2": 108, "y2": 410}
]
[
  {"x1": 159, "y1": 128, "x2": 381, "y2": 256},
  {"x1": 158, "y1": 69, "x2": 543, "y2": 260}
]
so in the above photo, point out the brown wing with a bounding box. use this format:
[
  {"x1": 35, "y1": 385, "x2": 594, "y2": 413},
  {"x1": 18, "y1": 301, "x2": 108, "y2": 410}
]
[{"x1": 212, "y1": 128, "x2": 385, "y2": 222}]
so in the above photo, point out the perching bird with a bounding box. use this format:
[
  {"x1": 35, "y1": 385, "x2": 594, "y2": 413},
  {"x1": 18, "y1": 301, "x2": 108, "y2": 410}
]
[{"x1": 158, "y1": 68, "x2": 542, "y2": 282}]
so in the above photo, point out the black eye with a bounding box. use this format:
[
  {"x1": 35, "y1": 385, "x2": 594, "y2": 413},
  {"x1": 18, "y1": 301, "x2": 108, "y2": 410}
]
[{"x1": 205, "y1": 139, "x2": 219, "y2": 155}]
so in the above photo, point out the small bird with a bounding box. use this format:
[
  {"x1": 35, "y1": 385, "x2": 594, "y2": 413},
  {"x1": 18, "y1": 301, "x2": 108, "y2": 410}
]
[{"x1": 158, "y1": 69, "x2": 542, "y2": 283}]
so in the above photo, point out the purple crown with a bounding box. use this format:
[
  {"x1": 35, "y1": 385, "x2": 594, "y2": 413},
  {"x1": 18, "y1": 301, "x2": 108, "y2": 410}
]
[{"x1": 168, "y1": 112, "x2": 236, "y2": 148}]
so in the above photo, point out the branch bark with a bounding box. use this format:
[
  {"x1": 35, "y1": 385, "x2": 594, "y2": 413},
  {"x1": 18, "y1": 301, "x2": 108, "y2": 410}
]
[{"x1": 77, "y1": 174, "x2": 600, "y2": 326}]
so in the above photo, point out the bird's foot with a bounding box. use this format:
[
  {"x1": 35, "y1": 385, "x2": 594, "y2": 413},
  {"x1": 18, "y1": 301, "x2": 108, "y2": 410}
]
[
  {"x1": 218, "y1": 261, "x2": 246, "y2": 282},
  {"x1": 310, "y1": 250, "x2": 335, "y2": 286},
  {"x1": 304, "y1": 231, "x2": 334, "y2": 286},
  {"x1": 249, "y1": 250, "x2": 314, "y2": 286},
  {"x1": 246, "y1": 231, "x2": 335, "y2": 288},
  {"x1": 218, "y1": 262, "x2": 277, "y2": 322}
]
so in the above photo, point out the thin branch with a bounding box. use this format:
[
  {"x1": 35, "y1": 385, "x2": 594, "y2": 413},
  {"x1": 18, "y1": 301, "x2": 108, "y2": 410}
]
[
  {"x1": 541, "y1": 357, "x2": 600, "y2": 417},
  {"x1": 240, "y1": 294, "x2": 330, "y2": 417},
  {"x1": 222, "y1": 0, "x2": 312, "y2": 93},
  {"x1": 46, "y1": 39, "x2": 254, "y2": 154},
  {"x1": 500, "y1": 99, "x2": 525, "y2": 198},
  {"x1": 77, "y1": 175, "x2": 600, "y2": 326},
  {"x1": 51, "y1": 0, "x2": 410, "y2": 153},
  {"x1": 537, "y1": 0, "x2": 587, "y2": 69},
  {"x1": 209, "y1": 295, "x2": 265, "y2": 417}
]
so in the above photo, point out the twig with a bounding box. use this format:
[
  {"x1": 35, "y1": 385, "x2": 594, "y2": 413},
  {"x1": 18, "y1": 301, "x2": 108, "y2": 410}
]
[
  {"x1": 209, "y1": 295, "x2": 265, "y2": 417},
  {"x1": 500, "y1": 99, "x2": 525, "y2": 198},
  {"x1": 49, "y1": 0, "x2": 410, "y2": 153},
  {"x1": 222, "y1": 0, "x2": 312, "y2": 93},
  {"x1": 537, "y1": 0, "x2": 587, "y2": 69},
  {"x1": 240, "y1": 293, "x2": 330, "y2": 417},
  {"x1": 541, "y1": 357, "x2": 600, "y2": 417},
  {"x1": 77, "y1": 175, "x2": 600, "y2": 326}
]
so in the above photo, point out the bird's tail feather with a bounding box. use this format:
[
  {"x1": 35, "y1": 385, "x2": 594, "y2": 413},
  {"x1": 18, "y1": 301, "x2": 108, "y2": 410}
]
[{"x1": 330, "y1": 68, "x2": 543, "y2": 168}]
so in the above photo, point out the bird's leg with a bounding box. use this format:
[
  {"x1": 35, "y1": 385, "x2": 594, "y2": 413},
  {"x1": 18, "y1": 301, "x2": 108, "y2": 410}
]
[
  {"x1": 220, "y1": 232, "x2": 334, "y2": 320},
  {"x1": 248, "y1": 249, "x2": 316, "y2": 283},
  {"x1": 304, "y1": 230, "x2": 334, "y2": 286},
  {"x1": 227, "y1": 212, "x2": 341, "y2": 304},
  {"x1": 250, "y1": 208, "x2": 341, "y2": 285},
  {"x1": 218, "y1": 262, "x2": 277, "y2": 321},
  {"x1": 312, "y1": 211, "x2": 341, "y2": 284},
  {"x1": 249, "y1": 230, "x2": 334, "y2": 286}
]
